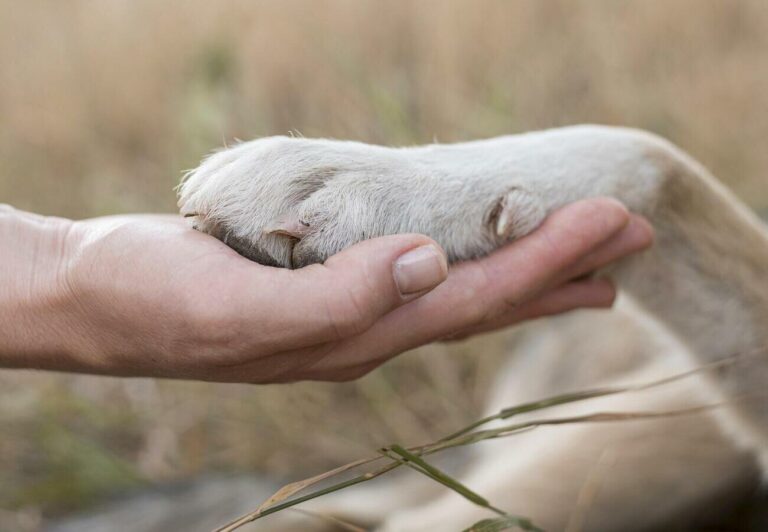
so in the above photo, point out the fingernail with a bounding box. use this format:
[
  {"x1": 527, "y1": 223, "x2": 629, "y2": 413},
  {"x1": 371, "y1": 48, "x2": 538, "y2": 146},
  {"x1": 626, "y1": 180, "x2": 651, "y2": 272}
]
[{"x1": 393, "y1": 244, "x2": 448, "y2": 296}]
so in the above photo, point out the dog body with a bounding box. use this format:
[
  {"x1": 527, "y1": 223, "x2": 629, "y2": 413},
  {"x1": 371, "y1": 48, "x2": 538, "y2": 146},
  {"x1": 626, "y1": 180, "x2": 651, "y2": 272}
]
[
  {"x1": 176, "y1": 126, "x2": 768, "y2": 530},
  {"x1": 369, "y1": 302, "x2": 761, "y2": 531}
]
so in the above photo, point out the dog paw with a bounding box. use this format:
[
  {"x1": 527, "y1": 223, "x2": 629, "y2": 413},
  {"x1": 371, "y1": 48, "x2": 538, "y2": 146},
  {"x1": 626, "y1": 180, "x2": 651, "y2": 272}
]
[{"x1": 178, "y1": 136, "x2": 547, "y2": 268}]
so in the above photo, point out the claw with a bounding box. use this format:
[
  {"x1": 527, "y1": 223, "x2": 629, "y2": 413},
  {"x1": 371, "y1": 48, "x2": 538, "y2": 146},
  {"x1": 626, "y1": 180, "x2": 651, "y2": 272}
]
[
  {"x1": 494, "y1": 196, "x2": 513, "y2": 238},
  {"x1": 264, "y1": 218, "x2": 311, "y2": 239},
  {"x1": 489, "y1": 193, "x2": 516, "y2": 239},
  {"x1": 489, "y1": 188, "x2": 546, "y2": 241}
]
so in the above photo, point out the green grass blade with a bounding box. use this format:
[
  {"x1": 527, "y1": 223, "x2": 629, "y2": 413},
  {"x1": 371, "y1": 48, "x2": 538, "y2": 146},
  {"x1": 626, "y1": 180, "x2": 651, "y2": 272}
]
[{"x1": 386, "y1": 444, "x2": 493, "y2": 510}]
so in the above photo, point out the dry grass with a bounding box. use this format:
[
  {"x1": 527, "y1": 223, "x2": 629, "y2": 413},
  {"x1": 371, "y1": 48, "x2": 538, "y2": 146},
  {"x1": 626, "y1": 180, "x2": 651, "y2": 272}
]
[
  {"x1": 221, "y1": 356, "x2": 748, "y2": 532},
  {"x1": 1, "y1": 0, "x2": 767, "y2": 528}
]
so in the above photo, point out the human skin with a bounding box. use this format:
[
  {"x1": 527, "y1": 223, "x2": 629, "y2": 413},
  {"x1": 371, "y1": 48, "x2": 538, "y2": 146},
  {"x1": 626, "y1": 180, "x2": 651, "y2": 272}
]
[{"x1": 0, "y1": 198, "x2": 652, "y2": 383}]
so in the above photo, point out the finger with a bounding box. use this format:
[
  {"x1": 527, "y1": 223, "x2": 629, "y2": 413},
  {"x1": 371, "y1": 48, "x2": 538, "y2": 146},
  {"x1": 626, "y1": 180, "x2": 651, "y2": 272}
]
[
  {"x1": 227, "y1": 233, "x2": 448, "y2": 351},
  {"x1": 556, "y1": 214, "x2": 654, "y2": 284},
  {"x1": 305, "y1": 198, "x2": 631, "y2": 372},
  {"x1": 466, "y1": 197, "x2": 629, "y2": 305},
  {"x1": 397, "y1": 197, "x2": 628, "y2": 333},
  {"x1": 444, "y1": 278, "x2": 617, "y2": 341}
]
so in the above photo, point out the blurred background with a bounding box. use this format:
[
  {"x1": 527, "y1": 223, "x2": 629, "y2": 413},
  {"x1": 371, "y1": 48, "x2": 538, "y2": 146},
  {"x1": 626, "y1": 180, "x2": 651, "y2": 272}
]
[{"x1": 1, "y1": 0, "x2": 767, "y2": 529}]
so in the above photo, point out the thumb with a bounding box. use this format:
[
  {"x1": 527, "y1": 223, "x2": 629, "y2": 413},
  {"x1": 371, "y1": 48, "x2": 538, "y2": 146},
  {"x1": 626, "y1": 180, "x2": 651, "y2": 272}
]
[{"x1": 294, "y1": 234, "x2": 449, "y2": 342}]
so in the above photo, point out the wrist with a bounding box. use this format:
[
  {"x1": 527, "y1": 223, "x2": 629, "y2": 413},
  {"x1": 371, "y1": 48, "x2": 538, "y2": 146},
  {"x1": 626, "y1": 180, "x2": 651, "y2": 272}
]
[{"x1": 0, "y1": 206, "x2": 82, "y2": 371}]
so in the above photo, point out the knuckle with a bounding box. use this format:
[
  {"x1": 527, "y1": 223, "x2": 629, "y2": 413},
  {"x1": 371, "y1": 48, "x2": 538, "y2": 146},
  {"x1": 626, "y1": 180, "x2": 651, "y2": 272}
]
[
  {"x1": 459, "y1": 294, "x2": 487, "y2": 325},
  {"x1": 322, "y1": 285, "x2": 376, "y2": 340},
  {"x1": 458, "y1": 265, "x2": 497, "y2": 325}
]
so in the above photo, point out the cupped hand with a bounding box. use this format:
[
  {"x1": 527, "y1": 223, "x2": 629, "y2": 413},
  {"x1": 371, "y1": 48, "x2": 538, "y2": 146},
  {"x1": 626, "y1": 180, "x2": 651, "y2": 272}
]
[{"x1": 0, "y1": 198, "x2": 652, "y2": 383}]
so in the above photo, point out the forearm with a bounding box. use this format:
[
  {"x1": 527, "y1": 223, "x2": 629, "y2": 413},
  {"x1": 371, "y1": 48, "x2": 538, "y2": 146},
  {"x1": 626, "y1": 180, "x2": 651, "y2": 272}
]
[{"x1": 0, "y1": 206, "x2": 79, "y2": 370}]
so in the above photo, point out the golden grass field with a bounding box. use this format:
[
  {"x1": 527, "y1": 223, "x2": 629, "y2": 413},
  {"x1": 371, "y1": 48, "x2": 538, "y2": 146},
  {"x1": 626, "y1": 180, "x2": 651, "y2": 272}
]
[{"x1": 1, "y1": 1, "x2": 767, "y2": 529}]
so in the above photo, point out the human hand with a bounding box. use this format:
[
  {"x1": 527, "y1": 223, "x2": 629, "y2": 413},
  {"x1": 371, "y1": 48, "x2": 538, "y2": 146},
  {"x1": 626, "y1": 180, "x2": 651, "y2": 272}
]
[{"x1": 0, "y1": 198, "x2": 652, "y2": 382}]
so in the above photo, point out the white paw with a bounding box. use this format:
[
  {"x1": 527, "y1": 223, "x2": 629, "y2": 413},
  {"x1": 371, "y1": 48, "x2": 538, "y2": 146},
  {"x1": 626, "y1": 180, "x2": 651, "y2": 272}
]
[
  {"x1": 178, "y1": 136, "x2": 547, "y2": 268},
  {"x1": 178, "y1": 126, "x2": 682, "y2": 268}
]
